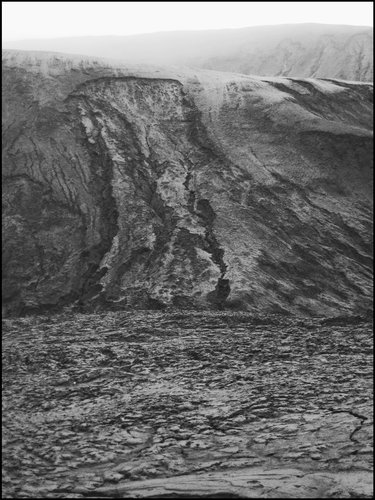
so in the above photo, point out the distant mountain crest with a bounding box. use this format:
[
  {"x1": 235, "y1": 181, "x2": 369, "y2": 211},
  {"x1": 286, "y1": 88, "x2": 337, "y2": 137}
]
[{"x1": 2, "y1": 23, "x2": 373, "y2": 81}]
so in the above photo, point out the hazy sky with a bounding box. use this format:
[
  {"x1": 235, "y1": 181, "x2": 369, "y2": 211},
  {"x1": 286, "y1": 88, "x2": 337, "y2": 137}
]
[{"x1": 2, "y1": 1, "x2": 373, "y2": 41}]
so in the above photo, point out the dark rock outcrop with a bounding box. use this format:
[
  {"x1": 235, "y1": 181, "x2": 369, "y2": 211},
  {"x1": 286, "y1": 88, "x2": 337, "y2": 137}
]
[
  {"x1": 2, "y1": 23, "x2": 373, "y2": 82},
  {"x1": 2, "y1": 50, "x2": 373, "y2": 316},
  {"x1": 2, "y1": 311, "x2": 373, "y2": 498}
]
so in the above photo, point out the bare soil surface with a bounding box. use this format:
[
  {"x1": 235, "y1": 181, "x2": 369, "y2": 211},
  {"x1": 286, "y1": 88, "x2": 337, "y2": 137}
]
[{"x1": 2, "y1": 311, "x2": 373, "y2": 498}]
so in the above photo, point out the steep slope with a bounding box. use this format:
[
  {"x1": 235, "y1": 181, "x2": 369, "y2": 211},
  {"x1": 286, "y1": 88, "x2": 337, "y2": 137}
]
[
  {"x1": 2, "y1": 50, "x2": 373, "y2": 316},
  {"x1": 2, "y1": 23, "x2": 373, "y2": 82}
]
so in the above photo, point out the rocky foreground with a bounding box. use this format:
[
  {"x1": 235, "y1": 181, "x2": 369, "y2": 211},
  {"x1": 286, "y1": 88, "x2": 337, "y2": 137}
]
[{"x1": 2, "y1": 311, "x2": 373, "y2": 498}]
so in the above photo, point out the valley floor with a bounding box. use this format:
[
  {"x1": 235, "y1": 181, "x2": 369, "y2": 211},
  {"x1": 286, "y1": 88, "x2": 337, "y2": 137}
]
[{"x1": 2, "y1": 311, "x2": 373, "y2": 498}]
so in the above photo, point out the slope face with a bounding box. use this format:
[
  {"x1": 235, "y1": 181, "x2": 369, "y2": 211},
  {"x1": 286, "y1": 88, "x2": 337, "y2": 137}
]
[
  {"x1": 2, "y1": 50, "x2": 373, "y2": 316},
  {"x1": 2, "y1": 23, "x2": 373, "y2": 82}
]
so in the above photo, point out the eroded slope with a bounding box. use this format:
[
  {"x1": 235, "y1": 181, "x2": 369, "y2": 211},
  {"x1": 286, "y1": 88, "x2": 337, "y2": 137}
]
[{"x1": 2, "y1": 50, "x2": 373, "y2": 316}]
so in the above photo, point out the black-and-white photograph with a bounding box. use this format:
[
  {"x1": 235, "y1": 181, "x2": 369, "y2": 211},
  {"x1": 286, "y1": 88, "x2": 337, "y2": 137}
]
[{"x1": 2, "y1": 2, "x2": 373, "y2": 498}]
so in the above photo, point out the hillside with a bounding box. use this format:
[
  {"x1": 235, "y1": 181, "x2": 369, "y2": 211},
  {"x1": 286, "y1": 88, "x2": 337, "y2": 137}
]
[
  {"x1": 2, "y1": 49, "x2": 374, "y2": 498},
  {"x1": 2, "y1": 49, "x2": 373, "y2": 317},
  {"x1": 2, "y1": 23, "x2": 373, "y2": 81}
]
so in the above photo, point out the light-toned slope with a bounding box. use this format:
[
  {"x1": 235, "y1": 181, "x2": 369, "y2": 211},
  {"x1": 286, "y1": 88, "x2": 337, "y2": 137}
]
[
  {"x1": 2, "y1": 23, "x2": 373, "y2": 81},
  {"x1": 2, "y1": 50, "x2": 373, "y2": 316}
]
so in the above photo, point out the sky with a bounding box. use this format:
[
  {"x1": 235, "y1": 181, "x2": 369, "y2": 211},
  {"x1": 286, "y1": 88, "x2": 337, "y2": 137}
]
[{"x1": 2, "y1": 1, "x2": 373, "y2": 41}]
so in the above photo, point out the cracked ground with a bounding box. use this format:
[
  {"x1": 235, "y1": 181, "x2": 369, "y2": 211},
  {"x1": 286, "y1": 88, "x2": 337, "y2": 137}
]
[{"x1": 2, "y1": 311, "x2": 373, "y2": 498}]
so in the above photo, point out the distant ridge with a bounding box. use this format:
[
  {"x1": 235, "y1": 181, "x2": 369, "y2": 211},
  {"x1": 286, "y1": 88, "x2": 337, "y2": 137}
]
[{"x1": 2, "y1": 23, "x2": 373, "y2": 81}]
